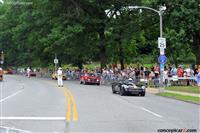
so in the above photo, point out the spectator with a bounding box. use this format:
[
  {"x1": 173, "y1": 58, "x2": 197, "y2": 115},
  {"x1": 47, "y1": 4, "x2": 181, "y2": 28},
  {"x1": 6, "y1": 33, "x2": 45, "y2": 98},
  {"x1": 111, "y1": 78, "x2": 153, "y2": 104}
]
[
  {"x1": 185, "y1": 66, "x2": 194, "y2": 77},
  {"x1": 198, "y1": 66, "x2": 200, "y2": 86},
  {"x1": 177, "y1": 66, "x2": 183, "y2": 77},
  {"x1": 153, "y1": 63, "x2": 159, "y2": 78},
  {"x1": 149, "y1": 71, "x2": 155, "y2": 80},
  {"x1": 171, "y1": 65, "x2": 177, "y2": 76},
  {"x1": 163, "y1": 68, "x2": 168, "y2": 86}
]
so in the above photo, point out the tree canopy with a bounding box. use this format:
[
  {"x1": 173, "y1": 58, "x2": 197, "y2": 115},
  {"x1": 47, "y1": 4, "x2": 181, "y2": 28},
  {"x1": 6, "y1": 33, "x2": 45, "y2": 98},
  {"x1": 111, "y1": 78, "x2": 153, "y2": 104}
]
[{"x1": 0, "y1": 0, "x2": 199, "y2": 69}]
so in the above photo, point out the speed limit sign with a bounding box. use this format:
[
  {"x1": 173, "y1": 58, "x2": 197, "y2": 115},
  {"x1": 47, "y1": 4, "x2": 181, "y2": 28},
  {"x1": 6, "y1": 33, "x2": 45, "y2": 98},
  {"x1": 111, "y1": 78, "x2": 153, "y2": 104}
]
[
  {"x1": 54, "y1": 58, "x2": 58, "y2": 64},
  {"x1": 158, "y1": 37, "x2": 166, "y2": 49}
]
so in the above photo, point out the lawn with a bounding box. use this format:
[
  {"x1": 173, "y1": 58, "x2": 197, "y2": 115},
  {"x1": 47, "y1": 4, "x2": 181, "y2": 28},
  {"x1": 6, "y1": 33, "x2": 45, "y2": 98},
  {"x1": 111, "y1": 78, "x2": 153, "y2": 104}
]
[
  {"x1": 158, "y1": 92, "x2": 200, "y2": 104},
  {"x1": 165, "y1": 86, "x2": 200, "y2": 94}
]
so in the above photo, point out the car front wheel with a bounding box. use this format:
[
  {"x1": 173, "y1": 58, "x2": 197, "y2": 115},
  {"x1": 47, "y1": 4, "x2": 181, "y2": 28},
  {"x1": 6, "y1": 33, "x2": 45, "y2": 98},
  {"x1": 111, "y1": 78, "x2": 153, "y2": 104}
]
[
  {"x1": 120, "y1": 88, "x2": 125, "y2": 96},
  {"x1": 140, "y1": 92, "x2": 145, "y2": 96},
  {"x1": 112, "y1": 87, "x2": 116, "y2": 94}
]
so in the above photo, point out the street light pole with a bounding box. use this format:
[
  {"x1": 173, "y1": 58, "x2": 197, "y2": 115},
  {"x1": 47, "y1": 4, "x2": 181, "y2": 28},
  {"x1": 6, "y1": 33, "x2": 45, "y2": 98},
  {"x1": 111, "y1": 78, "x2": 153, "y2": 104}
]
[
  {"x1": 160, "y1": 13, "x2": 163, "y2": 37},
  {"x1": 127, "y1": 5, "x2": 167, "y2": 90}
]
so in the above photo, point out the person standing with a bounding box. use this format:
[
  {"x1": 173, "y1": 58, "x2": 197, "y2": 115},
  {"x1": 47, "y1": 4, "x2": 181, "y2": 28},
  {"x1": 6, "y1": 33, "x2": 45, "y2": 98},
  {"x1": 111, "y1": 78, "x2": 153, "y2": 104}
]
[
  {"x1": 27, "y1": 67, "x2": 31, "y2": 78},
  {"x1": 57, "y1": 67, "x2": 63, "y2": 87},
  {"x1": 197, "y1": 66, "x2": 200, "y2": 87},
  {"x1": 163, "y1": 68, "x2": 168, "y2": 86},
  {"x1": 177, "y1": 66, "x2": 183, "y2": 77}
]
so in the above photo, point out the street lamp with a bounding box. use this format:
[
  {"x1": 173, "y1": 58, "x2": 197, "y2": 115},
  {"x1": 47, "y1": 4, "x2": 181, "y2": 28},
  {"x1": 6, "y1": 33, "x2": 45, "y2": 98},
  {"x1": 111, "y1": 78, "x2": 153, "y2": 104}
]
[
  {"x1": 127, "y1": 5, "x2": 166, "y2": 38},
  {"x1": 127, "y1": 5, "x2": 167, "y2": 91}
]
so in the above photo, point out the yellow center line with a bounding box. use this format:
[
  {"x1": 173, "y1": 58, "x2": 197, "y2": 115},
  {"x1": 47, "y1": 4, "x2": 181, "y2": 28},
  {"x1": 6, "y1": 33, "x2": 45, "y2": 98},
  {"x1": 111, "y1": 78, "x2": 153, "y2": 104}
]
[
  {"x1": 63, "y1": 89, "x2": 71, "y2": 122},
  {"x1": 42, "y1": 80, "x2": 78, "y2": 122},
  {"x1": 65, "y1": 88, "x2": 78, "y2": 121}
]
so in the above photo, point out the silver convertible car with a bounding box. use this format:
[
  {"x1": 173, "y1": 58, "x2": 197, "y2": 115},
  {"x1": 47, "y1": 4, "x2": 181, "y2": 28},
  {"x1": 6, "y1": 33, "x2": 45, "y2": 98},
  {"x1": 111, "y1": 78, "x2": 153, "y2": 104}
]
[{"x1": 111, "y1": 78, "x2": 146, "y2": 96}]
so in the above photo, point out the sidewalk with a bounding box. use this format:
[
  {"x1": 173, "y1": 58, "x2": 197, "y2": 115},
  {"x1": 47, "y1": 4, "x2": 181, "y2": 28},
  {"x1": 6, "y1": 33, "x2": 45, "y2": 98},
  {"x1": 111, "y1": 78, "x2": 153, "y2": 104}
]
[{"x1": 146, "y1": 87, "x2": 200, "y2": 97}]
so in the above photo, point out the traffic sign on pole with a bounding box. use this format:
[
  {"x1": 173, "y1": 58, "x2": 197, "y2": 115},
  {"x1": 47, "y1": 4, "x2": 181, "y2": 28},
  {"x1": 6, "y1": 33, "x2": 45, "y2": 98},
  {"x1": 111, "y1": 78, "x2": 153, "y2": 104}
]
[
  {"x1": 158, "y1": 37, "x2": 166, "y2": 49},
  {"x1": 158, "y1": 55, "x2": 167, "y2": 64},
  {"x1": 54, "y1": 59, "x2": 58, "y2": 64}
]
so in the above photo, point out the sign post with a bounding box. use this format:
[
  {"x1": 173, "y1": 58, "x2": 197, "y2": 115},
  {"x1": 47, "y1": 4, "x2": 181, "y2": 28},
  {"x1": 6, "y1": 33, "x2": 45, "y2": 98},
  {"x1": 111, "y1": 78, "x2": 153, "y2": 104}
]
[
  {"x1": 54, "y1": 54, "x2": 58, "y2": 74},
  {"x1": 158, "y1": 37, "x2": 167, "y2": 90}
]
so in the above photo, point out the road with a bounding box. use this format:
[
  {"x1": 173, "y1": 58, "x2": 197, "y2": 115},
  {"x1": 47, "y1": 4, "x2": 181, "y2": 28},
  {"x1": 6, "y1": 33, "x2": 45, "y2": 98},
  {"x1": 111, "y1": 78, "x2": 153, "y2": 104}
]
[{"x1": 0, "y1": 75, "x2": 199, "y2": 133}]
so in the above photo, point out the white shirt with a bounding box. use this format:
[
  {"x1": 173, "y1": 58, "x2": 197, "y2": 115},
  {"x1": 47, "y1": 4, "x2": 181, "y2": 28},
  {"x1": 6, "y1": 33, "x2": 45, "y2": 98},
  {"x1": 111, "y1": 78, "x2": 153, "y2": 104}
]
[
  {"x1": 27, "y1": 68, "x2": 31, "y2": 73},
  {"x1": 57, "y1": 69, "x2": 62, "y2": 76}
]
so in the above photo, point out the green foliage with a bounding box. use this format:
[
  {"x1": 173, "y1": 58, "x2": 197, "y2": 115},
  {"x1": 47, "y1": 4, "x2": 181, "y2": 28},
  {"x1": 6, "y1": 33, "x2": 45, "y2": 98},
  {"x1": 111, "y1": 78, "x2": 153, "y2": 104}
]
[{"x1": 0, "y1": 0, "x2": 199, "y2": 69}]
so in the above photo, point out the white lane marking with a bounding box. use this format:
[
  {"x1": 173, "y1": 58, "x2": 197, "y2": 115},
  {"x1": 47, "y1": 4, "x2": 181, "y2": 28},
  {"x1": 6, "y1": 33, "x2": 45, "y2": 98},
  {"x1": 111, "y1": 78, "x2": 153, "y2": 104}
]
[
  {"x1": 1, "y1": 80, "x2": 3, "y2": 126},
  {"x1": 0, "y1": 117, "x2": 65, "y2": 120},
  {"x1": 0, "y1": 89, "x2": 23, "y2": 103},
  {"x1": 140, "y1": 107, "x2": 163, "y2": 118},
  {"x1": 0, "y1": 126, "x2": 33, "y2": 133}
]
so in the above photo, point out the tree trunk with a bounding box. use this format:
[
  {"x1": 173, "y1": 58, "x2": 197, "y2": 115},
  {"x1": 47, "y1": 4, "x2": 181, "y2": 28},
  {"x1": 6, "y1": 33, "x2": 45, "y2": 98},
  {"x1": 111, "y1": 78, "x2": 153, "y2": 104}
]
[
  {"x1": 192, "y1": 32, "x2": 200, "y2": 65},
  {"x1": 77, "y1": 61, "x2": 83, "y2": 70},
  {"x1": 98, "y1": 28, "x2": 107, "y2": 70},
  {"x1": 119, "y1": 45, "x2": 124, "y2": 70}
]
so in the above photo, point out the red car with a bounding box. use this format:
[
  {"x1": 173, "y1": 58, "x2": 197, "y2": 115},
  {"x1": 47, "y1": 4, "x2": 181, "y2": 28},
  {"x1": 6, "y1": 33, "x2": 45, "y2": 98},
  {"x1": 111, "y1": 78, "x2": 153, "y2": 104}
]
[
  {"x1": 80, "y1": 73, "x2": 100, "y2": 85},
  {"x1": 26, "y1": 71, "x2": 36, "y2": 77}
]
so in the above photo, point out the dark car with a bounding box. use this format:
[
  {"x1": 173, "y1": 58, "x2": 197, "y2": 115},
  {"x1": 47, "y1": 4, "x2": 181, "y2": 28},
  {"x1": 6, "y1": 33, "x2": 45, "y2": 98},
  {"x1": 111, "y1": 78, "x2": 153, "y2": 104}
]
[
  {"x1": 111, "y1": 78, "x2": 146, "y2": 96},
  {"x1": 80, "y1": 73, "x2": 100, "y2": 85}
]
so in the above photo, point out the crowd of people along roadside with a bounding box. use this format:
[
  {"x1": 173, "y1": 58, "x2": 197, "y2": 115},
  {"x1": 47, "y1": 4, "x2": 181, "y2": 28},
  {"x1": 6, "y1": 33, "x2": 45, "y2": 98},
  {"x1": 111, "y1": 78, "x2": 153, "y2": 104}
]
[
  {"x1": 17, "y1": 63, "x2": 200, "y2": 87},
  {"x1": 62, "y1": 64, "x2": 200, "y2": 87}
]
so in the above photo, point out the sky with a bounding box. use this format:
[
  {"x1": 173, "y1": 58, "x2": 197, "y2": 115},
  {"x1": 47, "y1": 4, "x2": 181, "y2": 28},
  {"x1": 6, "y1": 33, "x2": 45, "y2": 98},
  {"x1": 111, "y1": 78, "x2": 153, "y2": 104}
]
[{"x1": 0, "y1": 0, "x2": 3, "y2": 4}]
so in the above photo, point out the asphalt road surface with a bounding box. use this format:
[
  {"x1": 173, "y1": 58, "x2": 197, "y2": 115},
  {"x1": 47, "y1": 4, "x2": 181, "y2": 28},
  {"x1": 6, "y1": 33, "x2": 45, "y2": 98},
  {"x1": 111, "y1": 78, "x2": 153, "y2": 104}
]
[{"x1": 0, "y1": 75, "x2": 199, "y2": 133}]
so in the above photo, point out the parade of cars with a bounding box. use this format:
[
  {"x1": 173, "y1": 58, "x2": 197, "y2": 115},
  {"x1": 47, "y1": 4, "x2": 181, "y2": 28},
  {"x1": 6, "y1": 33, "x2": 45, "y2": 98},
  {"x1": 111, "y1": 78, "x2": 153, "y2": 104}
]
[
  {"x1": 111, "y1": 78, "x2": 146, "y2": 96},
  {"x1": 80, "y1": 73, "x2": 100, "y2": 85}
]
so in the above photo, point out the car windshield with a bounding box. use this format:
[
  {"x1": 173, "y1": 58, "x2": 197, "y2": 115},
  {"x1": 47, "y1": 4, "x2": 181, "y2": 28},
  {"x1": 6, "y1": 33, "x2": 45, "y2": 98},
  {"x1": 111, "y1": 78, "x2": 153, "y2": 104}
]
[
  {"x1": 123, "y1": 80, "x2": 134, "y2": 85},
  {"x1": 85, "y1": 73, "x2": 96, "y2": 76}
]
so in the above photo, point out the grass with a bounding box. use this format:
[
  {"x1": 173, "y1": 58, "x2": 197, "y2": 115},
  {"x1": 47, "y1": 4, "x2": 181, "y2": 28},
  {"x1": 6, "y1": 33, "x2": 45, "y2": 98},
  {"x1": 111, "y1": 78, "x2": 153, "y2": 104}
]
[
  {"x1": 165, "y1": 86, "x2": 200, "y2": 94},
  {"x1": 158, "y1": 92, "x2": 200, "y2": 104}
]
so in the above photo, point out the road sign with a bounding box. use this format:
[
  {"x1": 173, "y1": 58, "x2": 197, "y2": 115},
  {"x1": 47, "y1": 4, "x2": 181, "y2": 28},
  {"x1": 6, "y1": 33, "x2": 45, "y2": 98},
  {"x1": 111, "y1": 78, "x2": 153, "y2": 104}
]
[
  {"x1": 54, "y1": 59, "x2": 58, "y2": 64},
  {"x1": 158, "y1": 55, "x2": 167, "y2": 64},
  {"x1": 158, "y1": 37, "x2": 166, "y2": 49}
]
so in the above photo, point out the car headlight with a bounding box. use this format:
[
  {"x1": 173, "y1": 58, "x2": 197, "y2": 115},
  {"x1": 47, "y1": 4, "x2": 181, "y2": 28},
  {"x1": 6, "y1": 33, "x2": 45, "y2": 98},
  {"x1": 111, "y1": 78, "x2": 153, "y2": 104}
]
[{"x1": 141, "y1": 86, "x2": 145, "y2": 90}]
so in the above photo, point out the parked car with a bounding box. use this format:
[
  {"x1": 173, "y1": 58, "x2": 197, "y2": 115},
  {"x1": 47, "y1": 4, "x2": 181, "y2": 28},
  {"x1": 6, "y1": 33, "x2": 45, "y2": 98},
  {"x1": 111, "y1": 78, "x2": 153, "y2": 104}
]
[
  {"x1": 111, "y1": 78, "x2": 146, "y2": 96},
  {"x1": 29, "y1": 72, "x2": 36, "y2": 77},
  {"x1": 51, "y1": 73, "x2": 67, "y2": 80},
  {"x1": 3, "y1": 69, "x2": 13, "y2": 74},
  {"x1": 25, "y1": 71, "x2": 36, "y2": 77},
  {"x1": 80, "y1": 73, "x2": 100, "y2": 85}
]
